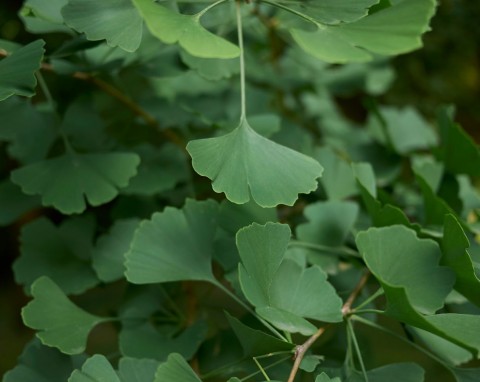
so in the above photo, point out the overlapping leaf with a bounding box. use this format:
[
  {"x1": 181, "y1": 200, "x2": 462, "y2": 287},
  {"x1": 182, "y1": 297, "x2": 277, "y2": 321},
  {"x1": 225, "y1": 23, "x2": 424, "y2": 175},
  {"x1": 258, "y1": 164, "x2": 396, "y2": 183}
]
[
  {"x1": 316, "y1": 372, "x2": 341, "y2": 382},
  {"x1": 154, "y1": 353, "x2": 201, "y2": 382},
  {"x1": 125, "y1": 199, "x2": 219, "y2": 284},
  {"x1": 11, "y1": 152, "x2": 140, "y2": 214},
  {"x1": 117, "y1": 358, "x2": 159, "y2": 382},
  {"x1": 132, "y1": 0, "x2": 239, "y2": 59},
  {"x1": 62, "y1": 0, "x2": 143, "y2": 52},
  {"x1": 20, "y1": 0, "x2": 71, "y2": 34},
  {"x1": 0, "y1": 179, "x2": 40, "y2": 226},
  {"x1": 237, "y1": 223, "x2": 343, "y2": 333},
  {"x1": 291, "y1": 0, "x2": 436, "y2": 63},
  {"x1": 0, "y1": 40, "x2": 45, "y2": 100},
  {"x1": 22, "y1": 277, "x2": 107, "y2": 354},
  {"x1": 68, "y1": 355, "x2": 120, "y2": 382},
  {"x1": 187, "y1": 119, "x2": 323, "y2": 207}
]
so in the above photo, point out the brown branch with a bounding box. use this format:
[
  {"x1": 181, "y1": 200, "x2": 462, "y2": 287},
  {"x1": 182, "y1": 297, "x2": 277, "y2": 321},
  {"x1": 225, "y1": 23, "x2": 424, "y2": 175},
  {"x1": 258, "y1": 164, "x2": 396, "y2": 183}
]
[
  {"x1": 1, "y1": 48, "x2": 185, "y2": 149},
  {"x1": 287, "y1": 271, "x2": 371, "y2": 382}
]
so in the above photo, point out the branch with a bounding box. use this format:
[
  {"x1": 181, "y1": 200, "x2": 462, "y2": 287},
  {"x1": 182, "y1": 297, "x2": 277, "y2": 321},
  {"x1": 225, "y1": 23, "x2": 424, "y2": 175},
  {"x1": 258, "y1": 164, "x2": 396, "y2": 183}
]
[
  {"x1": 286, "y1": 271, "x2": 371, "y2": 382},
  {"x1": 0, "y1": 49, "x2": 185, "y2": 149}
]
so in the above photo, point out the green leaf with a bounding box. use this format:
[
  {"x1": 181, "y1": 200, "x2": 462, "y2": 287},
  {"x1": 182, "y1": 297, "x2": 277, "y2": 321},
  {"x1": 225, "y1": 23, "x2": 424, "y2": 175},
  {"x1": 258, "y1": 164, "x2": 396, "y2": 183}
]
[
  {"x1": 292, "y1": 0, "x2": 436, "y2": 63},
  {"x1": 237, "y1": 223, "x2": 343, "y2": 328},
  {"x1": 357, "y1": 226, "x2": 455, "y2": 314},
  {"x1": 3, "y1": 339, "x2": 86, "y2": 382},
  {"x1": 437, "y1": 107, "x2": 480, "y2": 177},
  {"x1": 19, "y1": 0, "x2": 71, "y2": 34},
  {"x1": 132, "y1": 0, "x2": 239, "y2": 59},
  {"x1": 92, "y1": 218, "x2": 140, "y2": 283},
  {"x1": 226, "y1": 312, "x2": 293, "y2": 356},
  {"x1": 187, "y1": 118, "x2": 323, "y2": 207},
  {"x1": 0, "y1": 40, "x2": 45, "y2": 100},
  {"x1": 62, "y1": 0, "x2": 143, "y2": 52},
  {"x1": 347, "y1": 362, "x2": 425, "y2": 381},
  {"x1": 125, "y1": 199, "x2": 219, "y2": 284},
  {"x1": 68, "y1": 355, "x2": 120, "y2": 382},
  {"x1": 441, "y1": 215, "x2": 480, "y2": 307},
  {"x1": 316, "y1": 372, "x2": 341, "y2": 382},
  {"x1": 22, "y1": 277, "x2": 106, "y2": 354},
  {"x1": 11, "y1": 152, "x2": 140, "y2": 214},
  {"x1": 117, "y1": 358, "x2": 159, "y2": 382},
  {"x1": 415, "y1": 172, "x2": 454, "y2": 226},
  {"x1": 14, "y1": 216, "x2": 98, "y2": 295},
  {"x1": 256, "y1": 307, "x2": 318, "y2": 336},
  {"x1": 411, "y1": 156, "x2": 443, "y2": 193},
  {"x1": 180, "y1": 50, "x2": 239, "y2": 81},
  {"x1": 0, "y1": 179, "x2": 40, "y2": 226},
  {"x1": 450, "y1": 368, "x2": 480, "y2": 382},
  {"x1": 153, "y1": 353, "x2": 201, "y2": 382}
]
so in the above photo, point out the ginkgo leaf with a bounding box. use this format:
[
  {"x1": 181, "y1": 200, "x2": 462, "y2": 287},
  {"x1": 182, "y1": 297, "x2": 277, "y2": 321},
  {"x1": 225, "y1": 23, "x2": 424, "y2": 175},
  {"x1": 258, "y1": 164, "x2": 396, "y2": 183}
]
[
  {"x1": 187, "y1": 118, "x2": 323, "y2": 207},
  {"x1": 68, "y1": 355, "x2": 120, "y2": 382},
  {"x1": 0, "y1": 179, "x2": 40, "y2": 226},
  {"x1": 256, "y1": 306, "x2": 318, "y2": 336},
  {"x1": 132, "y1": 0, "x2": 239, "y2": 59},
  {"x1": 347, "y1": 363, "x2": 425, "y2": 382},
  {"x1": 357, "y1": 226, "x2": 455, "y2": 314},
  {"x1": 316, "y1": 372, "x2": 341, "y2": 382},
  {"x1": 14, "y1": 216, "x2": 98, "y2": 295},
  {"x1": 441, "y1": 215, "x2": 480, "y2": 307},
  {"x1": 0, "y1": 40, "x2": 45, "y2": 100},
  {"x1": 22, "y1": 277, "x2": 107, "y2": 354},
  {"x1": 237, "y1": 223, "x2": 343, "y2": 330},
  {"x1": 11, "y1": 152, "x2": 140, "y2": 214},
  {"x1": 62, "y1": 0, "x2": 143, "y2": 52},
  {"x1": 117, "y1": 358, "x2": 159, "y2": 382},
  {"x1": 20, "y1": 0, "x2": 71, "y2": 34},
  {"x1": 291, "y1": 0, "x2": 436, "y2": 63},
  {"x1": 125, "y1": 199, "x2": 219, "y2": 284},
  {"x1": 180, "y1": 50, "x2": 239, "y2": 81},
  {"x1": 153, "y1": 353, "x2": 201, "y2": 382}
]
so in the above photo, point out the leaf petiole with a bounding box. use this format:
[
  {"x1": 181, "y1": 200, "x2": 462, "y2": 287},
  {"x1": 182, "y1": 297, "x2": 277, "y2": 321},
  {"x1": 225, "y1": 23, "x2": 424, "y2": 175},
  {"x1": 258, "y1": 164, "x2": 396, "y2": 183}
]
[
  {"x1": 195, "y1": 0, "x2": 229, "y2": 19},
  {"x1": 347, "y1": 319, "x2": 369, "y2": 382}
]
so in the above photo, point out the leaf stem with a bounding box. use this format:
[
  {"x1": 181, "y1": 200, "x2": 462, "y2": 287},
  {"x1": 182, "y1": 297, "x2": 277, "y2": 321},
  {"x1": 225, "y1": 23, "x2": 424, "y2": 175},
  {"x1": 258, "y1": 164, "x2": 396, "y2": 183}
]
[
  {"x1": 196, "y1": 0, "x2": 229, "y2": 19},
  {"x1": 351, "y1": 288, "x2": 384, "y2": 313},
  {"x1": 288, "y1": 240, "x2": 361, "y2": 258},
  {"x1": 253, "y1": 356, "x2": 271, "y2": 380},
  {"x1": 260, "y1": 0, "x2": 320, "y2": 26},
  {"x1": 342, "y1": 271, "x2": 371, "y2": 316},
  {"x1": 240, "y1": 355, "x2": 291, "y2": 381},
  {"x1": 236, "y1": 0, "x2": 247, "y2": 119},
  {"x1": 347, "y1": 319, "x2": 369, "y2": 382}
]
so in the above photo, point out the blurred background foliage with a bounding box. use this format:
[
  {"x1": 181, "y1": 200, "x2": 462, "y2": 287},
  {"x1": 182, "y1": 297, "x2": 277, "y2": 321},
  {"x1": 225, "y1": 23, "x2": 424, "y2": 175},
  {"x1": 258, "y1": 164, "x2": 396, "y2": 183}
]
[{"x1": 0, "y1": 0, "x2": 479, "y2": 378}]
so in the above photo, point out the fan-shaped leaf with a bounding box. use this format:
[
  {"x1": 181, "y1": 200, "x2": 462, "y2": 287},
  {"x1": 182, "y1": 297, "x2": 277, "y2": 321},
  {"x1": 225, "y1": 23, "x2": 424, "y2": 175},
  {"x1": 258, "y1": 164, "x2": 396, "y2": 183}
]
[
  {"x1": 0, "y1": 40, "x2": 45, "y2": 100},
  {"x1": 357, "y1": 226, "x2": 455, "y2": 314},
  {"x1": 11, "y1": 152, "x2": 140, "y2": 214},
  {"x1": 62, "y1": 0, "x2": 143, "y2": 52},
  {"x1": 68, "y1": 355, "x2": 120, "y2": 382},
  {"x1": 187, "y1": 119, "x2": 323, "y2": 207},
  {"x1": 154, "y1": 353, "x2": 201, "y2": 382},
  {"x1": 22, "y1": 277, "x2": 107, "y2": 354},
  {"x1": 316, "y1": 372, "x2": 341, "y2": 382},
  {"x1": 125, "y1": 199, "x2": 219, "y2": 284},
  {"x1": 132, "y1": 0, "x2": 239, "y2": 59},
  {"x1": 117, "y1": 358, "x2": 159, "y2": 382},
  {"x1": 0, "y1": 179, "x2": 40, "y2": 226},
  {"x1": 347, "y1": 362, "x2": 425, "y2": 382}
]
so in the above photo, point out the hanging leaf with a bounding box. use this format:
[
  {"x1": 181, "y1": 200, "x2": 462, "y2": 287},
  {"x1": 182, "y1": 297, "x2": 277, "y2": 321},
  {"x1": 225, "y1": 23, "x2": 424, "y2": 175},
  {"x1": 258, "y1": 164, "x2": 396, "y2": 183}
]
[
  {"x1": 117, "y1": 358, "x2": 159, "y2": 382},
  {"x1": 291, "y1": 0, "x2": 436, "y2": 63},
  {"x1": 441, "y1": 215, "x2": 480, "y2": 307},
  {"x1": 0, "y1": 39, "x2": 45, "y2": 100},
  {"x1": 180, "y1": 51, "x2": 239, "y2": 81},
  {"x1": 11, "y1": 152, "x2": 140, "y2": 214},
  {"x1": 68, "y1": 355, "x2": 120, "y2": 382},
  {"x1": 14, "y1": 216, "x2": 98, "y2": 295},
  {"x1": 187, "y1": 119, "x2": 323, "y2": 207},
  {"x1": 22, "y1": 277, "x2": 107, "y2": 354},
  {"x1": 153, "y1": 353, "x2": 202, "y2": 382},
  {"x1": 237, "y1": 223, "x2": 343, "y2": 331},
  {"x1": 132, "y1": 0, "x2": 239, "y2": 59},
  {"x1": 62, "y1": 0, "x2": 143, "y2": 52},
  {"x1": 357, "y1": 226, "x2": 455, "y2": 314},
  {"x1": 125, "y1": 199, "x2": 219, "y2": 284}
]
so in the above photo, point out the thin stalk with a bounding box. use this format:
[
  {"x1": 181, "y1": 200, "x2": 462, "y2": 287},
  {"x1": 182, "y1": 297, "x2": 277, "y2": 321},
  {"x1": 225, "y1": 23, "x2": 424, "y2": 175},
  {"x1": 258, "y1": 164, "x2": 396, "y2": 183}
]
[
  {"x1": 236, "y1": 0, "x2": 247, "y2": 119},
  {"x1": 289, "y1": 240, "x2": 361, "y2": 258},
  {"x1": 353, "y1": 309, "x2": 385, "y2": 316},
  {"x1": 36, "y1": 71, "x2": 55, "y2": 110},
  {"x1": 196, "y1": 0, "x2": 229, "y2": 18},
  {"x1": 260, "y1": 0, "x2": 319, "y2": 26},
  {"x1": 351, "y1": 288, "x2": 384, "y2": 312},
  {"x1": 240, "y1": 356, "x2": 291, "y2": 381},
  {"x1": 347, "y1": 319, "x2": 369, "y2": 382},
  {"x1": 253, "y1": 356, "x2": 270, "y2": 380}
]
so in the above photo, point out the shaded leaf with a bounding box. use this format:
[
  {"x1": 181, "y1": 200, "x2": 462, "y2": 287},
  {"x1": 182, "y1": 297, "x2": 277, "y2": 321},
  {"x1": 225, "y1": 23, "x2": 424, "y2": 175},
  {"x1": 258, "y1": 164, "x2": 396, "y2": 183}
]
[
  {"x1": 19, "y1": 0, "x2": 71, "y2": 34},
  {"x1": 22, "y1": 277, "x2": 106, "y2": 355},
  {"x1": 347, "y1": 362, "x2": 424, "y2": 381},
  {"x1": 316, "y1": 372, "x2": 341, "y2": 382},
  {"x1": 153, "y1": 353, "x2": 201, "y2": 382},
  {"x1": 357, "y1": 226, "x2": 455, "y2": 314},
  {"x1": 11, "y1": 152, "x2": 140, "y2": 214},
  {"x1": 180, "y1": 50, "x2": 239, "y2": 81},
  {"x1": 68, "y1": 355, "x2": 119, "y2": 382},
  {"x1": 256, "y1": 307, "x2": 318, "y2": 336},
  {"x1": 0, "y1": 39, "x2": 45, "y2": 100},
  {"x1": 0, "y1": 179, "x2": 40, "y2": 226},
  {"x1": 450, "y1": 368, "x2": 480, "y2": 382},
  {"x1": 14, "y1": 216, "x2": 98, "y2": 295},
  {"x1": 117, "y1": 358, "x2": 159, "y2": 382},
  {"x1": 62, "y1": 0, "x2": 142, "y2": 52},
  {"x1": 133, "y1": 0, "x2": 239, "y2": 59},
  {"x1": 125, "y1": 199, "x2": 219, "y2": 284},
  {"x1": 188, "y1": 118, "x2": 323, "y2": 207}
]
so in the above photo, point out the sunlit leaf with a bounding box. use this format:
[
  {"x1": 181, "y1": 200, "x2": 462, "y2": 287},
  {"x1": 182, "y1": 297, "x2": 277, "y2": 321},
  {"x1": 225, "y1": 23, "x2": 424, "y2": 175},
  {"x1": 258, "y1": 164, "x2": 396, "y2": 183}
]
[
  {"x1": 188, "y1": 118, "x2": 323, "y2": 207},
  {"x1": 132, "y1": 0, "x2": 239, "y2": 59},
  {"x1": 357, "y1": 226, "x2": 455, "y2": 314},
  {"x1": 68, "y1": 355, "x2": 120, "y2": 382},
  {"x1": 125, "y1": 199, "x2": 219, "y2": 284},
  {"x1": 153, "y1": 353, "x2": 201, "y2": 382},
  {"x1": 62, "y1": 0, "x2": 143, "y2": 52},
  {"x1": 22, "y1": 277, "x2": 107, "y2": 354},
  {"x1": 0, "y1": 40, "x2": 45, "y2": 100},
  {"x1": 292, "y1": 0, "x2": 436, "y2": 63},
  {"x1": 11, "y1": 152, "x2": 140, "y2": 214},
  {"x1": 14, "y1": 216, "x2": 98, "y2": 295}
]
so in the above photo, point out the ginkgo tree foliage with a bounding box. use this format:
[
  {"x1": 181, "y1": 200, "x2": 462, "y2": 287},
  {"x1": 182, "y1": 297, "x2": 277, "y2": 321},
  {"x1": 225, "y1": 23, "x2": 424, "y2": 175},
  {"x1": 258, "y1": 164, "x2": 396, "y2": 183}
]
[{"x1": 1, "y1": 0, "x2": 480, "y2": 381}]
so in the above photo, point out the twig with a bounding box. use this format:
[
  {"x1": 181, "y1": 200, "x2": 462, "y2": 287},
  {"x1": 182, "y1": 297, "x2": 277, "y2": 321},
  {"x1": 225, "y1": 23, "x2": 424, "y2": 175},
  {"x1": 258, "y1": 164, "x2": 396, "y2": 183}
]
[{"x1": 286, "y1": 271, "x2": 371, "y2": 382}]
